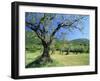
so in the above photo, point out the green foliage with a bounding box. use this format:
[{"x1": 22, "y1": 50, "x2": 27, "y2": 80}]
[
  {"x1": 69, "y1": 38, "x2": 89, "y2": 53},
  {"x1": 25, "y1": 30, "x2": 43, "y2": 52},
  {"x1": 52, "y1": 38, "x2": 89, "y2": 54}
]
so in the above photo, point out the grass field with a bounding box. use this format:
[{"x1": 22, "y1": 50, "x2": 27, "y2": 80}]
[{"x1": 25, "y1": 51, "x2": 89, "y2": 68}]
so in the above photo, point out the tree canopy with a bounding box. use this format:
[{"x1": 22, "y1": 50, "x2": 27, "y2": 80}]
[{"x1": 25, "y1": 12, "x2": 87, "y2": 45}]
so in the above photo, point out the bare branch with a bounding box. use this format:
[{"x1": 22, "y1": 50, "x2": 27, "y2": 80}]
[
  {"x1": 49, "y1": 16, "x2": 84, "y2": 44},
  {"x1": 50, "y1": 16, "x2": 84, "y2": 40},
  {"x1": 59, "y1": 16, "x2": 84, "y2": 28}
]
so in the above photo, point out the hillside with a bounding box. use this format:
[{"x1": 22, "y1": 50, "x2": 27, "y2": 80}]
[{"x1": 70, "y1": 38, "x2": 89, "y2": 45}]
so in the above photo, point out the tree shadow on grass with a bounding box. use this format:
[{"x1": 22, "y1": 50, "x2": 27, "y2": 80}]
[{"x1": 26, "y1": 56, "x2": 53, "y2": 68}]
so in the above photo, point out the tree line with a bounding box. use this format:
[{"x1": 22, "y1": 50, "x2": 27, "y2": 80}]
[{"x1": 26, "y1": 31, "x2": 89, "y2": 55}]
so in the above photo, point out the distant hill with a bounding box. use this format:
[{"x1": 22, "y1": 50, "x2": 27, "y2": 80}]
[{"x1": 70, "y1": 38, "x2": 89, "y2": 45}]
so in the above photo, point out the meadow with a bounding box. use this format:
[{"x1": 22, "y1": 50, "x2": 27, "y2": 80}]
[{"x1": 25, "y1": 51, "x2": 89, "y2": 68}]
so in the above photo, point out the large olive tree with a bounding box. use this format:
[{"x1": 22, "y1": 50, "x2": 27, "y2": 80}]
[{"x1": 25, "y1": 12, "x2": 86, "y2": 63}]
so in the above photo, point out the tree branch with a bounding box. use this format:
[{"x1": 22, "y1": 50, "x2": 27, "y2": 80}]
[
  {"x1": 49, "y1": 16, "x2": 84, "y2": 43},
  {"x1": 26, "y1": 21, "x2": 45, "y2": 41},
  {"x1": 61, "y1": 16, "x2": 84, "y2": 27}
]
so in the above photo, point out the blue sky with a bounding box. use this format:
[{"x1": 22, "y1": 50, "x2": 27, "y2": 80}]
[
  {"x1": 25, "y1": 12, "x2": 89, "y2": 40},
  {"x1": 65, "y1": 17, "x2": 89, "y2": 40}
]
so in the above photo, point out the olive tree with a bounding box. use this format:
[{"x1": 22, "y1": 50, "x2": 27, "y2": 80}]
[{"x1": 25, "y1": 12, "x2": 86, "y2": 63}]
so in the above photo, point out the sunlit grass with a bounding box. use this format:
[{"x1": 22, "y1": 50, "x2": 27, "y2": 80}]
[
  {"x1": 51, "y1": 51, "x2": 89, "y2": 66},
  {"x1": 25, "y1": 51, "x2": 89, "y2": 68}
]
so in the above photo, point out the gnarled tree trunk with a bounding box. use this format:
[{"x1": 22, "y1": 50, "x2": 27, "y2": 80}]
[{"x1": 40, "y1": 41, "x2": 52, "y2": 63}]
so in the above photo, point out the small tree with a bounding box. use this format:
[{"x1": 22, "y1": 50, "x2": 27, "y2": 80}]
[
  {"x1": 26, "y1": 12, "x2": 86, "y2": 63},
  {"x1": 60, "y1": 32, "x2": 68, "y2": 54}
]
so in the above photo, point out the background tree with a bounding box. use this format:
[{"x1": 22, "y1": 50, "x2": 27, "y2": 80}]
[
  {"x1": 50, "y1": 37, "x2": 56, "y2": 55},
  {"x1": 25, "y1": 12, "x2": 86, "y2": 63},
  {"x1": 59, "y1": 32, "x2": 68, "y2": 54}
]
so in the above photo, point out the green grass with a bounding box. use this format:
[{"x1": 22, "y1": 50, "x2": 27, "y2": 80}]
[
  {"x1": 51, "y1": 51, "x2": 89, "y2": 66},
  {"x1": 25, "y1": 51, "x2": 89, "y2": 68},
  {"x1": 25, "y1": 51, "x2": 41, "y2": 66}
]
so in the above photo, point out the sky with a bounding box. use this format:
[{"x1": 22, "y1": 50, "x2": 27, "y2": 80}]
[
  {"x1": 25, "y1": 12, "x2": 89, "y2": 41},
  {"x1": 64, "y1": 17, "x2": 89, "y2": 40}
]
